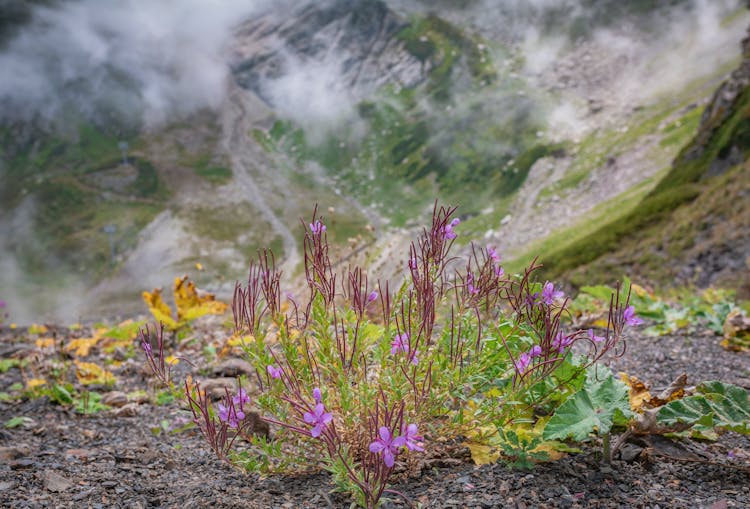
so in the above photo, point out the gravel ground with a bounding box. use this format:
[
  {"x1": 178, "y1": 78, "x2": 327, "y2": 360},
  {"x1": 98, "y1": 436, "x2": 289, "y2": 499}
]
[{"x1": 0, "y1": 325, "x2": 748, "y2": 509}]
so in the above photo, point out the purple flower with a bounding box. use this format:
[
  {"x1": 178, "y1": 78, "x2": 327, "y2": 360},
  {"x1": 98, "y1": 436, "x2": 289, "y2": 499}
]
[
  {"x1": 623, "y1": 306, "x2": 644, "y2": 326},
  {"x1": 309, "y1": 220, "x2": 326, "y2": 234},
  {"x1": 218, "y1": 403, "x2": 245, "y2": 429},
  {"x1": 369, "y1": 426, "x2": 406, "y2": 468},
  {"x1": 410, "y1": 350, "x2": 419, "y2": 366},
  {"x1": 304, "y1": 403, "x2": 333, "y2": 438},
  {"x1": 515, "y1": 352, "x2": 532, "y2": 375},
  {"x1": 466, "y1": 274, "x2": 479, "y2": 295},
  {"x1": 312, "y1": 387, "x2": 322, "y2": 403},
  {"x1": 442, "y1": 218, "x2": 460, "y2": 240},
  {"x1": 0, "y1": 300, "x2": 6, "y2": 308},
  {"x1": 391, "y1": 333, "x2": 410, "y2": 355},
  {"x1": 541, "y1": 281, "x2": 564, "y2": 305},
  {"x1": 552, "y1": 331, "x2": 574, "y2": 353},
  {"x1": 232, "y1": 388, "x2": 251, "y2": 408},
  {"x1": 408, "y1": 257, "x2": 418, "y2": 270},
  {"x1": 487, "y1": 246, "x2": 500, "y2": 262},
  {"x1": 267, "y1": 365, "x2": 282, "y2": 379},
  {"x1": 494, "y1": 265, "x2": 505, "y2": 278},
  {"x1": 588, "y1": 329, "x2": 605, "y2": 343},
  {"x1": 367, "y1": 290, "x2": 378, "y2": 303},
  {"x1": 141, "y1": 339, "x2": 152, "y2": 355},
  {"x1": 402, "y1": 423, "x2": 424, "y2": 452},
  {"x1": 530, "y1": 345, "x2": 542, "y2": 358}
]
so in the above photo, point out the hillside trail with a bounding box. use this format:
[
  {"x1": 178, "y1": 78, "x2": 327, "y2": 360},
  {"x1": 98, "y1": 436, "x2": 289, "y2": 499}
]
[{"x1": 221, "y1": 84, "x2": 302, "y2": 276}]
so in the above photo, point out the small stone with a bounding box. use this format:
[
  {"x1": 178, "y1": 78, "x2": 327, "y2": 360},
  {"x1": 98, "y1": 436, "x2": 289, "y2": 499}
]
[
  {"x1": 113, "y1": 403, "x2": 139, "y2": 417},
  {"x1": 0, "y1": 445, "x2": 29, "y2": 461},
  {"x1": 101, "y1": 391, "x2": 129, "y2": 408},
  {"x1": 102, "y1": 481, "x2": 117, "y2": 489},
  {"x1": 199, "y1": 378, "x2": 238, "y2": 399},
  {"x1": 73, "y1": 489, "x2": 94, "y2": 501},
  {"x1": 212, "y1": 358, "x2": 255, "y2": 377},
  {"x1": 10, "y1": 459, "x2": 35, "y2": 470},
  {"x1": 619, "y1": 443, "x2": 644, "y2": 462},
  {"x1": 65, "y1": 448, "x2": 94, "y2": 460},
  {"x1": 0, "y1": 481, "x2": 14, "y2": 492},
  {"x1": 43, "y1": 470, "x2": 72, "y2": 493}
]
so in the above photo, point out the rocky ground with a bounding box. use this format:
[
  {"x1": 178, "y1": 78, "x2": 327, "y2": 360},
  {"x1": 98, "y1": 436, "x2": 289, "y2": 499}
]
[{"x1": 0, "y1": 322, "x2": 748, "y2": 509}]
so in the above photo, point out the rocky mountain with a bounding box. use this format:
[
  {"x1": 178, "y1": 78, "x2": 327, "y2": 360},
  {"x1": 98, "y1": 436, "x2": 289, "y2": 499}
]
[
  {"x1": 0, "y1": 0, "x2": 748, "y2": 322},
  {"x1": 231, "y1": 0, "x2": 426, "y2": 109}
]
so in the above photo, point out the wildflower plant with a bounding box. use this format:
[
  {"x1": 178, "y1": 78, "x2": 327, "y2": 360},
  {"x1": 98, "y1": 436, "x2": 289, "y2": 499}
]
[{"x1": 142, "y1": 202, "x2": 643, "y2": 508}]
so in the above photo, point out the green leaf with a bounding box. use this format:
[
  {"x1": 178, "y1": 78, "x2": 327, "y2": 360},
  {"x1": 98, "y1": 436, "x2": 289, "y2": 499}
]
[
  {"x1": 579, "y1": 284, "x2": 617, "y2": 303},
  {"x1": 543, "y1": 372, "x2": 633, "y2": 441},
  {"x1": 0, "y1": 359, "x2": 21, "y2": 373},
  {"x1": 4, "y1": 416, "x2": 28, "y2": 428},
  {"x1": 657, "y1": 381, "x2": 750, "y2": 435},
  {"x1": 48, "y1": 384, "x2": 74, "y2": 405}
]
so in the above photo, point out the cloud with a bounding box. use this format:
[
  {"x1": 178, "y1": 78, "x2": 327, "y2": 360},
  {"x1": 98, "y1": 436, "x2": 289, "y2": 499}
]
[{"x1": 0, "y1": 0, "x2": 275, "y2": 128}]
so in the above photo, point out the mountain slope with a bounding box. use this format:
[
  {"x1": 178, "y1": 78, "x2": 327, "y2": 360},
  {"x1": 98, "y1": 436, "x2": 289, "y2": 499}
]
[{"x1": 540, "y1": 27, "x2": 750, "y2": 294}]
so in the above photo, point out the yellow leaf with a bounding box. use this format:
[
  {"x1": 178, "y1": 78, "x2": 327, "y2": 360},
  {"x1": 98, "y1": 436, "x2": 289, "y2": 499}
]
[
  {"x1": 620, "y1": 373, "x2": 652, "y2": 412},
  {"x1": 165, "y1": 355, "x2": 180, "y2": 366},
  {"x1": 65, "y1": 337, "x2": 101, "y2": 357},
  {"x1": 74, "y1": 361, "x2": 116, "y2": 386},
  {"x1": 722, "y1": 309, "x2": 750, "y2": 352},
  {"x1": 591, "y1": 317, "x2": 610, "y2": 328},
  {"x1": 29, "y1": 324, "x2": 48, "y2": 335},
  {"x1": 530, "y1": 441, "x2": 567, "y2": 461},
  {"x1": 10, "y1": 323, "x2": 17, "y2": 329},
  {"x1": 173, "y1": 275, "x2": 228, "y2": 322},
  {"x1": 26, "y1": 378, "x2": 47, "y2": 389},
  {"x1": 142, "y1": 288, "x2": 178, "y2": 329},
  {"x1": 227, "y1": 334, "x2": 253, "y2": 347},
  {"x1": 631, "y1": 283, "x2": 649, "y2": 298},
  {"x1": 99, "y1": 337, "x2": 132, "y2": 353},
  {"x1": 36, "y1": 337, "x2": 55, "y2": 349},
  {"x1": 465, "y1": 441, "x2": 501, "y2": 465},
  {"x1": 195, "y1": 262, "x2": 204, "y2": 271}
]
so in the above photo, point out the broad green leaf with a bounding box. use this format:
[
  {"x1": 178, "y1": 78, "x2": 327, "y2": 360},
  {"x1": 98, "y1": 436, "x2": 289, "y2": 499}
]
[
  {"x1": 579, "y1": 284, "x2": 616, "y2": 303},
  {"x1": 48, "y1": 384, "x2": 74, "y2": 405},
  {"x1": 657, "y1": 381, "x2": 750, "y2": 435},
  {"x1": 543, "y1": 372, "x2": 632, "y2": 441}
]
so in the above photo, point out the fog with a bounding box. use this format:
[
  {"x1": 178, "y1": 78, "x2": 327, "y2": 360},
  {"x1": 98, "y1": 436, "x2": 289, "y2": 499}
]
[
  {"x1": 0, "y1": 0, "x2": 279, "y2": 128},
  {"x1": 0, "y1": 0, "x2": 745, "y2": 130},
  {"x1": 0, "y1": 0, "x2": 748, "y2": 323}
]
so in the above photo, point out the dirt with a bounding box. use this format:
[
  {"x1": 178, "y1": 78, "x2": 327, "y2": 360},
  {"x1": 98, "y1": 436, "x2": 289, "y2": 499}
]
[{"x1": 1, "y1": 323, "x2": 749, "y2": 509}]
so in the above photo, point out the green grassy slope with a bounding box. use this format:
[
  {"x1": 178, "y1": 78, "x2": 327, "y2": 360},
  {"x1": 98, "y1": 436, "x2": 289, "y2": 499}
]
[{"x1": 539, "y1": 83, "x2": 750, "y2": 292}]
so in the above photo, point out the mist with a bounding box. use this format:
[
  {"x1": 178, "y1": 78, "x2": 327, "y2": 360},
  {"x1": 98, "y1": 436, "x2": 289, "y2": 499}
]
[
  {"x1": 0, "y1": 0, "x2": 280, "y2": 129},
  {"x1": 0, "y1": 0, "x2": 748, "y2": 325}
]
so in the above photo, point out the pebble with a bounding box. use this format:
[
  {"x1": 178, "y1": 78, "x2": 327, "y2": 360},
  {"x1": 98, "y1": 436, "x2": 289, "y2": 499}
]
[
  {"x1": 212, "y1": 358, "x2": 255, "y2": 377},
  {"x1": 0, "y1": 445, "x2": 29, "y2": 460},
  {"x1": 101, "y1": 391, "x2": 129, "y2": 407},
  {"x1": 113, "y1": 403, "x2": 139, "y2": 417},
  {"x1": 42, "y1": 470, "x2": 72, "y2": 493},
  {"x1": 10, "y1": 459, "x2": 35, "y2": 470}
]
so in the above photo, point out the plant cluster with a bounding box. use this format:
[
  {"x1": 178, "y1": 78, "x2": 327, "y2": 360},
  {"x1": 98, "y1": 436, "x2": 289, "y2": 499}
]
[{"x1": 142, "y1": 203, "x2": 645, "y2": 508}]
